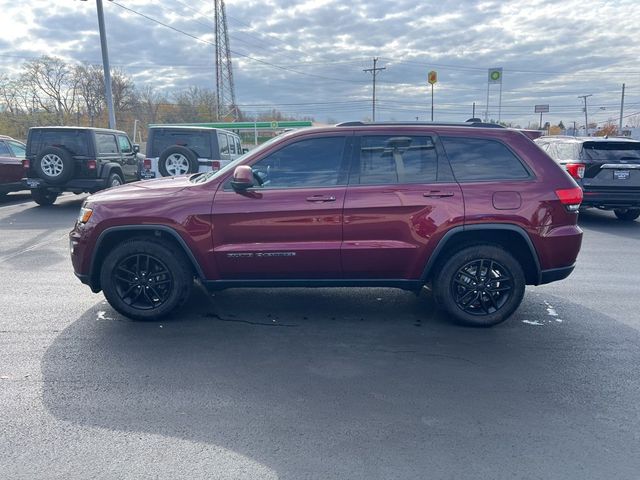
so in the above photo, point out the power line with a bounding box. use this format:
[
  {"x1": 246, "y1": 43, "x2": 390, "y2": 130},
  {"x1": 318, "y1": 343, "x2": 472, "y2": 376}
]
[{"x1": 109, "y1": 1, "x2": 367, "y2": 85}]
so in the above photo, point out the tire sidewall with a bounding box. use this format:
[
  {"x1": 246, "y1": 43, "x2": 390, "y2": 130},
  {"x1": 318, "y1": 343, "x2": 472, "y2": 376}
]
[
  {"x1": 35, "y1": 147, "x2": 74, "y2": 185},
  {"x1": 100, "y1": 239, "x2": 193, "y2": 321},
  {"x1": 30, "y1": 189, "x2": 58, "y2": 206},
  {"x1": 158, "y1": 146, "x2": 198, "y2": 177},
  {"x1": 434, "y1": 245, "x2": 526, "y2": 327},
  {"x1": 107, "y1": 172, "x2": 124, "y2": 189},
  {"x1": 614, "y1": 208, "x2": 640, "y2": 221}
]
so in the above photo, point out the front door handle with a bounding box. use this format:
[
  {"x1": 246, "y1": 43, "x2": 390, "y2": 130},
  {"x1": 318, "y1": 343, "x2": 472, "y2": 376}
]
[
  {"x1": 306, "y1": 195, "x2": 336, "y2": 202},
  {"x1": 423, "y1": 191, "x2": 454, "y2": 198}
]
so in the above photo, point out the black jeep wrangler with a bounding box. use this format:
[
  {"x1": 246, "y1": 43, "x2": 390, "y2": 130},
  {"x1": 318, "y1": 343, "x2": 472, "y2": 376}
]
[{"x1": 23, "y1": 126, "x2": 142, "y2": 206}]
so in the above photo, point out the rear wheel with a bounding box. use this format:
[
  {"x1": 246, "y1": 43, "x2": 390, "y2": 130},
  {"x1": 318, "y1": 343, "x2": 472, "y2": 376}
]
[
  {"x1": 100, "y1": 239, "x2": 193, "y2": 320},
  {"x1": 434, "y1": 245, "x2": 525, "y2": 327},
  {"x1": 107, "y1": 172, "x2": 124, "y2": 189},
  {"x1": 613, "y1": 208, "x2": 640, "y2": 221},
  {"x1": 31, "y1": 189, "x2": 59, "y2": 206}
]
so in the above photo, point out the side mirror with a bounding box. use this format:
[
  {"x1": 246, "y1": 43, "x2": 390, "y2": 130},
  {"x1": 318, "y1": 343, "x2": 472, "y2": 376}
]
[
  {"x1": 133, "y1": 144, "x2": 140, "y2": 154},
  {"x1": 230, "y1": 165, "x2": 254, "y2": 191}
]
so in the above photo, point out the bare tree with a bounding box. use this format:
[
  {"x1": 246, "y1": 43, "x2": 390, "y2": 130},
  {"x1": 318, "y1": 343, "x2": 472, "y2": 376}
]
[
  {"x1": 21, "y1": 56, "x2": 77, "y2": 122},
  {"x1": 74, "y1": 64, "x2": 104, "y2": 126}
]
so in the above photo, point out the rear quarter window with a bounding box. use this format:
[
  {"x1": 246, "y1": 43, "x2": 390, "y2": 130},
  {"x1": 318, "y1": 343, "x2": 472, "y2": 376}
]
[{"x1": 441, "y1": 137, "x2": 530, "y2": 182}]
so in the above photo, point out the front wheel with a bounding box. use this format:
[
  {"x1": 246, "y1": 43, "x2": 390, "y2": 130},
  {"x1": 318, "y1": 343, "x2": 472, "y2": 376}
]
[
  {"x1": 614, "y1": 208, "x2": 640, "y2": 221},
  {"x1": 100, "y1": 239, "x2": 193, "y2": 320},
  {"x1": 433, "y1": 245, "x2": 525, "y2": 327},
  {"x1": 31, "y1": 189, "x2": 59, "y2": 206}
]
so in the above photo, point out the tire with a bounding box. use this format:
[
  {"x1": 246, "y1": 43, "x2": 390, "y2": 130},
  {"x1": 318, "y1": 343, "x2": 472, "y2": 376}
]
[
  {"x1": 100, "y1": 238, "x2": 193, "y2": 321},
  {"x1": 613, "y1": 208, "x2": 640, "y2": 222},
  {"x1": 106, "y1": 172, "x2": 124, "y2": 189},
  {"x1": 34, "y1": 146, "x2": 74, "y2": 185},
  {"x1": 433, "y1": 245, "x2": 526, "y2": 327},
  {"x1": 158, "y1": 146, "x2": 198, "y2": 177},
  {"x1": 31, "y1": 189, "x2": 59, "y2": 206}
]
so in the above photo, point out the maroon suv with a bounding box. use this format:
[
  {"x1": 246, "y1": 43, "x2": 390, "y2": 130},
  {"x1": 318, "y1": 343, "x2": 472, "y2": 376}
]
[{"x1": 70, "y1": 122, "x2": 583, "y2": 326}]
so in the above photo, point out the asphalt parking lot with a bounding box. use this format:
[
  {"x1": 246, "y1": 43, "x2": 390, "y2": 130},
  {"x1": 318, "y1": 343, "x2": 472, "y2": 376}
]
[{"x1": 1, "y1": 192, "x2": 639, "y2": 479}]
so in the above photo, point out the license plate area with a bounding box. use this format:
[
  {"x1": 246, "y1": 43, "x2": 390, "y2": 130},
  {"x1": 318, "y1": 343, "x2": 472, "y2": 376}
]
[
  {"x1": 613, "y1": 170, "x2": 630, "y2": 180},
  {"x1": 25, "y1": 179, "x2": 42, "y2": 188}
]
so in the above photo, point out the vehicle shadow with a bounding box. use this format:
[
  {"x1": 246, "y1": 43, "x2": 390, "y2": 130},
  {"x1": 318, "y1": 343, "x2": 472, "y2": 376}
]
[
  {"x1": 578, "y1": 208, "x2": 640, "y2": 239},
  {"x1": 40, "y1": 287, "x2": 640, "y2": 479},
  {"x1": 0, "y1": 192, "x2": 31, "y2": 205}
]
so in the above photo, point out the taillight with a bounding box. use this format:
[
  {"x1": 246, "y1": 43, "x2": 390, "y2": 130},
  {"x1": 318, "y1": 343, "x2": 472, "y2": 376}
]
[
  {"x1": 143, "y1": 158, "x2": 152, "y2": 170},
  {"x1": 555, "y1": 187, "x2": 583, "y2": 212},
  {"x1": 565, "y1": 163, "x2": 585, "y2": 180},
  {"x1": 211, "y1": 161, "x2": 220, "y2": 171},
  {"x1": 22, "y1": 159, "x2": 30, "y2": 169},
  {"x1": 87, "y1": 160, "x2": 97, "y2": 170}
]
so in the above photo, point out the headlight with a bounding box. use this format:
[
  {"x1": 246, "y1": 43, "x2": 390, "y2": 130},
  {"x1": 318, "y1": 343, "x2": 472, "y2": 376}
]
[{"x1": 77, "y1": 206, "x2": 93, "y2": 224}]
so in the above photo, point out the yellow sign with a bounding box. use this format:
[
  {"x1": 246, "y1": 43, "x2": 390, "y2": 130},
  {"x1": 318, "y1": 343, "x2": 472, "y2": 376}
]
[{"x1": 428, "y1": 71, "x2": 437, "y2": 85}]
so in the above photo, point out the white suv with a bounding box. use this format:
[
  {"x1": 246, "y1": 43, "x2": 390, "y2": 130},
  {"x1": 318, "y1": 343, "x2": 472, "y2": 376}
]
[{"x1": 143, "y1": 125, "x2": 242, "y2": 178}]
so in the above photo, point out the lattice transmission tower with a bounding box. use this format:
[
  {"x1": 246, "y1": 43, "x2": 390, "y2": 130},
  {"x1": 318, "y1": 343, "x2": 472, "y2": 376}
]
[{"x1": 214, "y1": 0, "x2": 237, "y2": 120}]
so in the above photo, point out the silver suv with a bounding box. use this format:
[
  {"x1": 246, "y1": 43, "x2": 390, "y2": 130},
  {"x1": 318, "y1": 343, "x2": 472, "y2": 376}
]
[{"x1": 535, "y1": 136, "x2": 640, "y2": 221}]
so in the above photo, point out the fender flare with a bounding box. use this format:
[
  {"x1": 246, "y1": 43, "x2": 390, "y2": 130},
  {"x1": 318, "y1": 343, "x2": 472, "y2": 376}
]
[
  {"x1": 89, "y1": 225, "x2": 206, "y2": 288},
  {"x1": 420, "y1": 223, "x2": 542, "y2": 283}
]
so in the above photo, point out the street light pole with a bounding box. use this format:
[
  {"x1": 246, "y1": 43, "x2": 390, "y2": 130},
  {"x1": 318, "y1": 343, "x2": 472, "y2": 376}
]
[{"x1": 95, "y1": 0, "x2": 116, "y2": 129}]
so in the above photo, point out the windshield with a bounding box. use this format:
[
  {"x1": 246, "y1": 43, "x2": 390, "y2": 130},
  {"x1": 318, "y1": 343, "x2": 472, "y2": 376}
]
[
  {"x1": 189, "y1": 135, "x2": 285, "y2": 184},
  {"x1": 582, "y1": 142, "x2": 640, "y2": 161}
]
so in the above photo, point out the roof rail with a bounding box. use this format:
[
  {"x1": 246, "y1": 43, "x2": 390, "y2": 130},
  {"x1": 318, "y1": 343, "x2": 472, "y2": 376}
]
[{"x1": 335, "y1": 121, "x2": 504, "y2": 129}]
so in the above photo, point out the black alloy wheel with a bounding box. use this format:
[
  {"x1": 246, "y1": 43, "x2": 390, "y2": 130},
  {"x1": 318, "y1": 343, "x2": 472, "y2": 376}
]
[
  {"x1": 112, "y1": 253, "x2": 173, "y2": 311},
  {"x1": 100, "y1": 239, "x2": 193, "y2": 320},
  {"x1": 434, "y1": 245, "x2": 525, "y2": 327},
  {"x1": 451, "y1": 258, "x2": 512, "y2": 316}
]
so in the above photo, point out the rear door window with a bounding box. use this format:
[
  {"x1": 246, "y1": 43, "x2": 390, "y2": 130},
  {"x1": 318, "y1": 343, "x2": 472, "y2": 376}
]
[
  {"x1": 218, "y1": 133, "x2": 230, "y2": 160},
  {"x1": 353, "y1": 135, "x2": 438, "y2": 184},
  {"x1": 95, "y1": 133, "x2": 118, "y2": 155},
  {"x1": 441, "y1": 137, "x2": 530, "y2": 181},
  {"x1": 7, "y1": 140, "x2": 26, "y2": 158},
  {"x1": 0, "y1": 141, "x2": 11, "y2": 156}
]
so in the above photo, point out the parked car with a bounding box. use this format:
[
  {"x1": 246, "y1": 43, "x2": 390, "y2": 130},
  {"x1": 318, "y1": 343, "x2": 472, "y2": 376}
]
[
  {"x1": 70, "y1": 121, "x2": 583, "y2": 327},
  {"x1": 0, "y1": 135, "x2": 27, "y2": 199},
  {"x1": 535, "y1": 136, "x2": 640, "y2": 221},
  {"x1": 23, "y1": 126, "x2": 142, "y2": 206},
  {"x1": 143, "y1": 125, "x2": 242, "y2": 179}
]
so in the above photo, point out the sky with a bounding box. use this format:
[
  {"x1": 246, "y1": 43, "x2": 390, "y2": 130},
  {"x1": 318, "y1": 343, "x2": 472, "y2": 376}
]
[{"x1": 1, "y1": 0, "x2": 640, "y2": 129}]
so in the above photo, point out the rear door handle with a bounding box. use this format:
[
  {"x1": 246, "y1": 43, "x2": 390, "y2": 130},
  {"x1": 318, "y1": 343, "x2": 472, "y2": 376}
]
[
  {"x1": 306, "y1": 195, "x2": 336, "y2": 202},
  {"x1": 423, "y1": 191, "x2": 454, "y2": 198}
]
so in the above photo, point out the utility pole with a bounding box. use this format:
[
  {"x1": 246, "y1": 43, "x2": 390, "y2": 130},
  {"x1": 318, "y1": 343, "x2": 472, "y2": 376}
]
[
  {"x1": 578, "y1": 94, "x2": 592, "y2": 136},
  {"x1": 619, "y1": 83, "x2": 626, "y2": 133},
  {"x1": 363, "y1": 58, "x2": 385, "y2": 121},
  {"x1": 89, "y1": 0, "x2": 116, "y2": 129}
]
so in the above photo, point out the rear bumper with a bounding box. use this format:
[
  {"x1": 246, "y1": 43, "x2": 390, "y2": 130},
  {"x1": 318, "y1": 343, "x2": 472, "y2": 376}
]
[
  {"x1": 0, "y1": 181, "x2": 27, "y2": 194},
  {"x1": 581, "y1": 186, "x2": 640, "y2": 208},
  {"x1": 23, "y1": 177, "x2": 106, "y2": 193},
  {"x1": 539, "y1": 264, "x2": 575, "y2": 285}
]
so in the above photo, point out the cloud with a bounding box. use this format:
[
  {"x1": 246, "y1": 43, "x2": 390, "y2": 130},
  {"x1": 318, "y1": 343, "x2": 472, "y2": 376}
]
[{"x1": 0, "y1": 0, "x2": 639, "y2": 126}]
